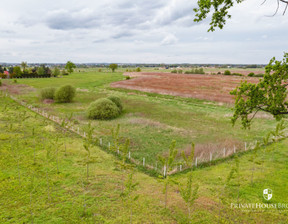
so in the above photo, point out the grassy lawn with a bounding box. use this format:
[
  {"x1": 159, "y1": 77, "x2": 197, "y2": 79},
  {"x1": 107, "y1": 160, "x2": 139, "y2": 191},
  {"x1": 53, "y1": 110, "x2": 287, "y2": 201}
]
[
  {"x1": 1, "y1": 93, "x2": 288, "y2": 223},
  {"x1": 17, "y1": 71, "x2": 124, "y2": 89}
]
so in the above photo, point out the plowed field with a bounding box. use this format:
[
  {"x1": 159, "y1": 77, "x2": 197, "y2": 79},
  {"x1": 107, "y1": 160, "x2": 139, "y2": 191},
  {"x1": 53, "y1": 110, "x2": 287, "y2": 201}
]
[{"x1": 111, "y1": 72, "x2": 259, "y2": 103}]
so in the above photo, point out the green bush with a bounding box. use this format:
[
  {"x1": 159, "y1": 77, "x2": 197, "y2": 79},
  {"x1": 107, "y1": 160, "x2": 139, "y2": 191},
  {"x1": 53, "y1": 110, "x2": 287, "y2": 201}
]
[
  {"x1": 254, "y1": 73, "x2": 264, "y2": 77},
  {"x1": 171, "y1": 70, "x2": 177, "y2": 73},
  {"x1": 224, "y1": 70, "x2": 231, "y2": 76},
  {"x1": 125, "y1": 76, "x2": 131, "y2": 80},
  {"x1": 54, "y1": 85, "x2": 76, "y2": 103},
  {"x1": 248, "y1": 72, "x2": 255, "y2": 77},
  {"x1": 184, "y1": 68, "x2": 205, "y2": 74},
  {"x1": 61, "y1": 70, "x2": 69, "y2": 76},
  {"x1": 231, "y1": 73, "x2": 243, "y2": 76},
  {"x1": 40, "y1": 87, "x2": 56, "y2": 100},
  {"x1": 87, "y1": 98, "x2": 120, "y2": 120},
  {"x1": 13, "y1": 79, "x2": 17, "y2": 83},
  {"x1": 0, "y1": 80, "x2": 2, "y2": 86},
  {"x1": 107, "y1": 96, "x2": 123, "y2": 112},
  {"x1": 178, "y1": 70, "x2": 183, "y2": 74}
]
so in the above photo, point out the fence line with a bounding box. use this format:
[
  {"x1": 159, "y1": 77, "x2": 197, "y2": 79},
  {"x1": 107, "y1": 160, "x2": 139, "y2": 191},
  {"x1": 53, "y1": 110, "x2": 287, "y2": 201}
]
[{"x1": 0, "y1": 91, "x2": 256, "y2": 175}]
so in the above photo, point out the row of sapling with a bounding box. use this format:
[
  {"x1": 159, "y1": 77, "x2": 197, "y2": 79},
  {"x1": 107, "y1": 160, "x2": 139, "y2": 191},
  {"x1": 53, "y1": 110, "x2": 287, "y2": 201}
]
[
  {"x1": 157, "y1": 140, "x2": 178, "y2": 209},
  {"x1": 83, "y1": 122, "x2": 98, "y2": 183},
  {"x1": 249, "y1": 141, "x2": 261, "y2": 185},
  {"x1": 118, "y1": 139, "x2": 139, "y2": 224},
  {"x1": 108, "y1": 124, "x2": 139, "y2": 223},
  {"x1": 157, "y1": 140, "x2": 199, "y2": 222},
  {"x1": 120, "y1": 172, "x2": 139, "y2": 224},
  {"x1": 111, "y1": 124, "x2": 120, "y2": 151},
  {"x1": 179, "y1": 143, "x2": 199, "y2": 222},
  {"x1": 218, "y1": 155, "x2": 240, "y2": 222},
  {"x1": 60, "y1": 112, "x2": 74, "y2": 156}
]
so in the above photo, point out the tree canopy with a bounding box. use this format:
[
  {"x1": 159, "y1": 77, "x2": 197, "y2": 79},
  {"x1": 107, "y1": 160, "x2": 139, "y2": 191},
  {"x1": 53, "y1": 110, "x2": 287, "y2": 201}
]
[
  {"x1": 109, "y1": 63, "x2": 118, "y2": 72},
  {"x1": 194, "y1": 0, "x2": 288, "y2": 32},
  {"x1": 231, "y1": 53, "x2": 288, "y2": 128},
  {"x1": 21, "y1": 61, "x2": 27, "y2": 71},
  {"x1": 194, "y1": 0, "x2": 243, "y2": 32},
  {"x1": 65, "y1": 61, "x2": 76, "y2": 74},
  {"x1": 194, "y1": 1, "x2": 288, "y2": 128}
]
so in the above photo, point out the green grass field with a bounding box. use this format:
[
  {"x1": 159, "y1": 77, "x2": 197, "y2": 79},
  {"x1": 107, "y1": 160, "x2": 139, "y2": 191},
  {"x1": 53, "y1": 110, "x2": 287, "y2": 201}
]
[
  {"x1": 3, "y1": 70, "x2": 277, "y2": 168},
  {"x1": 1, "y1": 88, "x2": 288, "y2": 223}
]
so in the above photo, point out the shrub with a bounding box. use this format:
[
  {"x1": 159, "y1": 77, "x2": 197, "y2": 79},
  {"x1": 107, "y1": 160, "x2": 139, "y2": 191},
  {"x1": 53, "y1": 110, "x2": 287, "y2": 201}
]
[
  {"x1": 136, "y1": 67, "x2": 141, "y2": 72},
  {"x1": 13, "y1": 79, "x2": 17, "y2": 83},
  {"x1": 107, "y1": 96, "x2": 123, "y2": 112},
  {"x1": 231, "y1": 73, "x2": 243, "y2": 76},
  {"x1": 40, "y1": 87, "x2": 56, "y2": 100},
  {"x1": 0, "y1": 80, "x2": 2, "y2": 86},
  {"x1": 184, "y1": 68, "x2": 205, "y2": 74},
  {"x1": 52, "y1": 67, "x2": 60, "y2": 77},
  {"x1": 178, "y1": 70, "x2": 183, "y2": 74},
  {"x1": 171, "y1": 70, "x2": 177, "y2": 73},
  {"x1": 248, "y1": 72, "x2": 255, "y2": 77},
  {"x1": 224, "y1": 70, "x2": 231, "y2": 76},
  {"x1": 61, "y1": 70, "x2": 69, "y2": 76},
  {"x1": 87, "y1": 98, "x2": 120, "y2": 120},
  {"x1": 254, "y1": 73, "x2": 264, "y2": 77},
  {"x1": 125, "y1": 76, "x2": 131, "y2": 80},
  {"x1": 54, "y1": 85, "x2": 76, "y2": 103}
]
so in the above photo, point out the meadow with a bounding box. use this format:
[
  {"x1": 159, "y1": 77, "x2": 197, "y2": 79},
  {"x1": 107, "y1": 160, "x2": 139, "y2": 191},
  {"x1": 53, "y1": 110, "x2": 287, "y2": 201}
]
[
  {"x1": 0, "y1": 70, "x2": 278, "y2": 168},
  {"x1": 1, "y1": 80, "x2": 288, "y2": 223}
]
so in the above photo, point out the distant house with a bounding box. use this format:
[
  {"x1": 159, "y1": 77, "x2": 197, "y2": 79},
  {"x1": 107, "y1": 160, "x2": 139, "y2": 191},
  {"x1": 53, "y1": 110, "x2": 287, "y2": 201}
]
[{"x1": 4, "y1": 71, "x2": 10, "y2": 78}]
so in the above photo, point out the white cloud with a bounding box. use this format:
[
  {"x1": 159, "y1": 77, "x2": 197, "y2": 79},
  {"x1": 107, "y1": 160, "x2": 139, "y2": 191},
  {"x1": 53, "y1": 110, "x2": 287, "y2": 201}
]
[
  {"x1": 0, "y1": 0, "x2": 287, "y2": 63},
  {"x1": 161, "y1": 34, "x2": 178, "y2": 45}
]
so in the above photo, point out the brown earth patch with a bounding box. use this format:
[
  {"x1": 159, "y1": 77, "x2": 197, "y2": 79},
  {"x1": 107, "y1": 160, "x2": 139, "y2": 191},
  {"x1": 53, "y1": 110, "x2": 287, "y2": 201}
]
[
  {"x1": 129, "y1": 117, "x2": 194, "y2": 135},
  {"x1": 112, "y1": 72, "x2": 259, "y2": 104},
  {"x1": 180, "y1": 138, "x2": 243, "y2": 160},
  {"x1": 0, "y1": 82, "x2": 36, "y2": 95},
  {"x1": 43, "y1": 99, "x2": 54, "y2": 104}
]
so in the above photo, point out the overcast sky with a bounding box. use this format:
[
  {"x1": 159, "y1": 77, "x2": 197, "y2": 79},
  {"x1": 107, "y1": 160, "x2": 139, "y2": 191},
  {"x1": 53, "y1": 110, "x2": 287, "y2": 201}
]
[{"x1": 0, "y1": 0, "x2": 287, "y2": 64}]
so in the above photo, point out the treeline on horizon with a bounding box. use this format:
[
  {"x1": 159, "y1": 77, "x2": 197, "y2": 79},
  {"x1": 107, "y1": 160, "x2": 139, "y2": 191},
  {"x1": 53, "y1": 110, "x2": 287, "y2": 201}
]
[
  {"x1": 0, "y1": 64, "x2": 67, "y2": 79},
  {"x1": 0, "y1": 63, "x2": 266, "y2": 69}
]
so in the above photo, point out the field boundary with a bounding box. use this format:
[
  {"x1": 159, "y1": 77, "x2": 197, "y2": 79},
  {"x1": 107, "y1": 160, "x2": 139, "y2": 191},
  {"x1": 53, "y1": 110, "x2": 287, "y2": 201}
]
[{"x1": 0, "y1": 90, "x2": 267, "y2": 176}]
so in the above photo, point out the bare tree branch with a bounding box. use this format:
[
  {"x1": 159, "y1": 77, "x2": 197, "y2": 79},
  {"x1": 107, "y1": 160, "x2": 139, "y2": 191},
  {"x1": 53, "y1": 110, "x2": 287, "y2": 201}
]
[
  {"x1": 264, "y1": 0, "x2": 288, "y2": 16},
  {"x1": 283, "y1": 3, "x2": 288, "y2": 14},
  {"x1": 261, "y1": 0, "x2": 267, "y2": 5}
]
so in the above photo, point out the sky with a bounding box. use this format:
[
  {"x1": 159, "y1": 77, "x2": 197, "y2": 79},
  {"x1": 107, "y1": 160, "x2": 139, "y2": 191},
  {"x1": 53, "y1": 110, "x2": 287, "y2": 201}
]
[{"x1": 0, "y1": 0, "x2": 288, "y2": 64}]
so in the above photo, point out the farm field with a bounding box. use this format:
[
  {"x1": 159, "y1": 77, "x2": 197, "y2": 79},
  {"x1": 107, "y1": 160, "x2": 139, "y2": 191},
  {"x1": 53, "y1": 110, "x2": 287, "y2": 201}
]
[
  {"x1": 1, "y1": 85, "x2": 288, "y2": 223},
  {"x1": 0, "y1": 71, "x2": 277, "y2": 167},
  {"x1": 112, "y1": 72, "x2": 259, "y2": 103},
  {"x1": 204, "y1": 67, "x2": 265, "y2": 75}
]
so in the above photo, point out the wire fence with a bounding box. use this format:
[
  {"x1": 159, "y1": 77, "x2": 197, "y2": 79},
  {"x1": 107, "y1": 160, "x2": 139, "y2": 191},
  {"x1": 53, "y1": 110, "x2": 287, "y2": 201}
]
[{"x1": 0, "y1": 90, "x2": 258, "y2": 176}]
